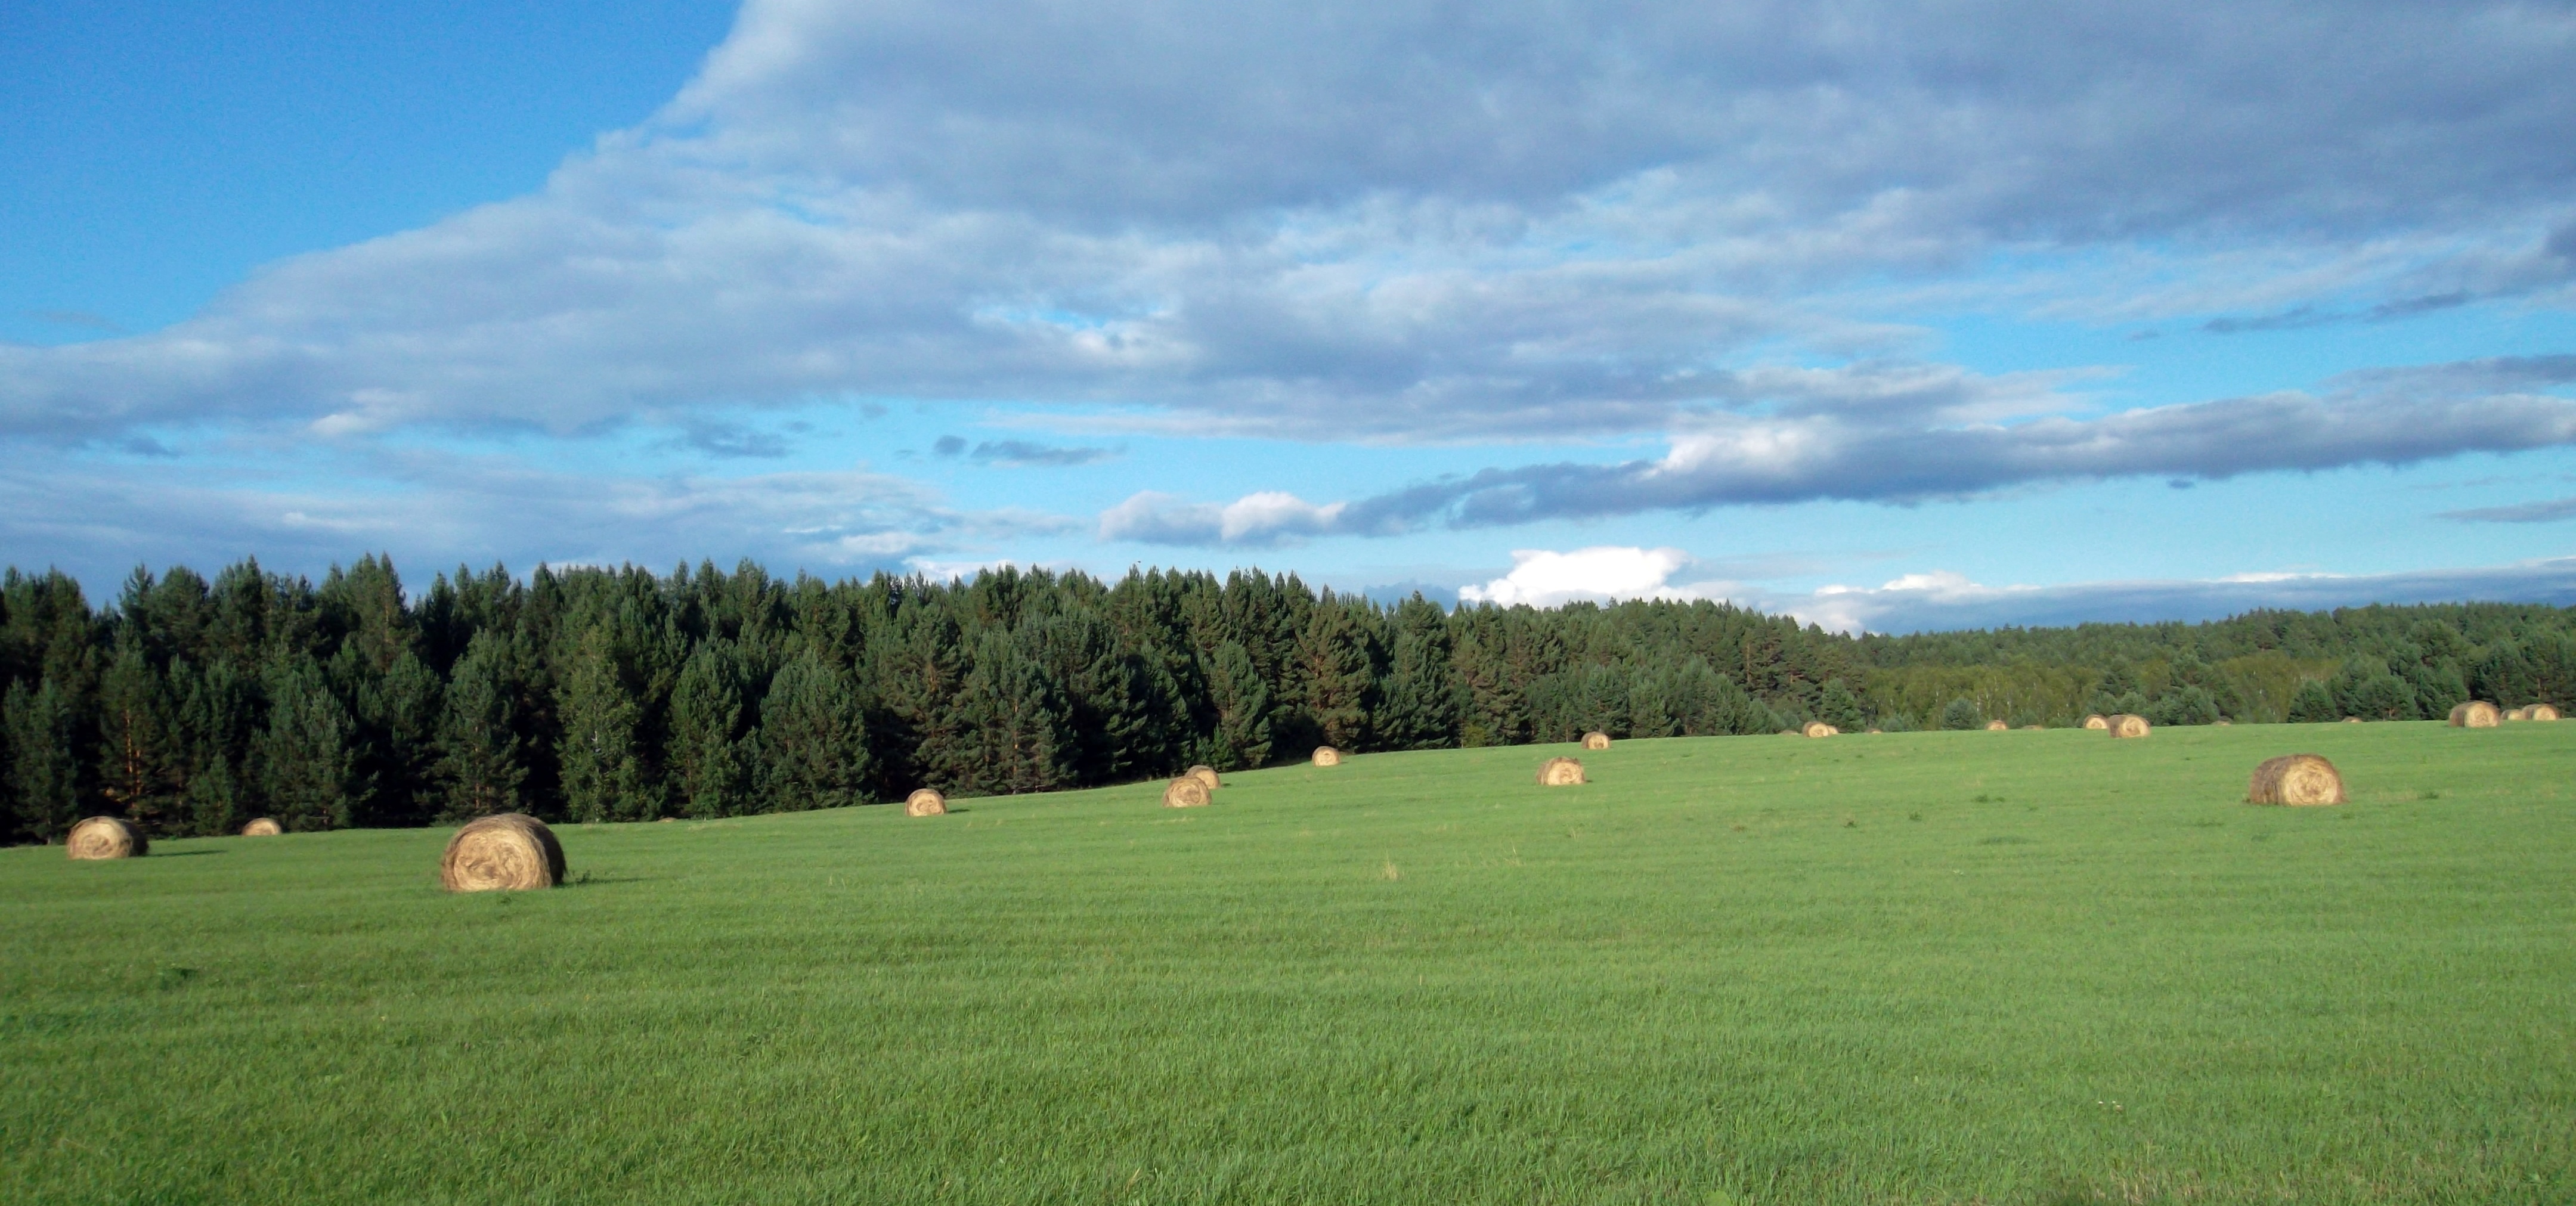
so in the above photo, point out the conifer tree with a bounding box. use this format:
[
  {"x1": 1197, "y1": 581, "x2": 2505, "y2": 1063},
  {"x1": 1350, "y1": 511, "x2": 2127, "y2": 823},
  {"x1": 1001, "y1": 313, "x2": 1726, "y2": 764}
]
[
  {"x1": 435, "y1": 631, "x2": 527, "y2": 819},
  {"x1": 1293, "y1": 596, "x2": 1379, "y2": 751},
  {"x1": 952, "y1": 627, "x2": 1073, "y2": 795},
  {"x1": 2, "y1": 679, "x2": 83, "y2": 842},
  {"x1": 95, "y1": 644, "x2": 181, "y2": 830},
  {"x1": 670, "y1": 639, "x2": 753, "y2": 817},
  {"x1": 256, "y1": 656, "x2": 361, "y2": 830},
  {"x1": 1374, "y1": 596, "x2": 1463, "y2": 751},
  {"x1": 557, "y1": 625, "x2": 654, "y2": 821},
  {"x1": 1816, "y1": 678, "x2": 1867, "y2": 731},
  {"x1": 2285, "y1": 678, "x2": 2339, "y2": 722},
  {"x1": 756, "y1": 650, "x2": 872, "y2": 811},
  {"x1": 1201, "y1": 640, "x2": 1273, "y2": 771}
]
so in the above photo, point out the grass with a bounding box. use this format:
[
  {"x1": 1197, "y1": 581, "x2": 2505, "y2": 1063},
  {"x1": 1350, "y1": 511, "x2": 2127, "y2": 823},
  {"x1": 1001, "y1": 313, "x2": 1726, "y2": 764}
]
[{"x1": 4, "y1": 723, "x2": 2573, "y2": 1204}]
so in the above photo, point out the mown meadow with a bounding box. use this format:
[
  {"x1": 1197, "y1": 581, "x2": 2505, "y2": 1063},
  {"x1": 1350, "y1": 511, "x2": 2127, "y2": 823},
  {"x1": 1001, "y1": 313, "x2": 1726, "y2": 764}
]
[{"x1": 4, "y1": 722, "x2": 2571, "y2": 1204}]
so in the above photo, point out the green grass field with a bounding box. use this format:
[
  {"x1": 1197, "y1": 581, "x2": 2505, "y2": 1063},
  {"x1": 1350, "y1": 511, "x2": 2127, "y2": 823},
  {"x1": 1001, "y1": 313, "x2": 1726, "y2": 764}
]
[{"x1": 5, "y1": 723, "x2": 2572, "y2": 1204}]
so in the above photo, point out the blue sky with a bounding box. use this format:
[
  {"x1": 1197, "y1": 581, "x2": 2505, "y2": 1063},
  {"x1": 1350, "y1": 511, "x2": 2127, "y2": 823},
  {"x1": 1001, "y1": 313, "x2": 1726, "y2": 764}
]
[{"x1": 6, "y1": 0, "x2": 2576, "y2": 632}]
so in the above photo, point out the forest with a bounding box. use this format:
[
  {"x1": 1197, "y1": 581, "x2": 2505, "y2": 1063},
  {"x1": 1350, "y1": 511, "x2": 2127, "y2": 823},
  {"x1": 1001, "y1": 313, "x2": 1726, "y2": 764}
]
[{"x1": 5, "y1": 556, "x2": 2574, "y2": 843}]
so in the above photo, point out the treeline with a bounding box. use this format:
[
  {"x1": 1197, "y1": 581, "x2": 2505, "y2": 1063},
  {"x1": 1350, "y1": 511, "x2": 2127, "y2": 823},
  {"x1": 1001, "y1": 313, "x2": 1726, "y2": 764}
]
[
  {"x1": 0, "y1": 557, "x2": 1846, "y2": 843},
  {"x1": 7, "y1": 557, "x2": 2574, "y2": 845}
]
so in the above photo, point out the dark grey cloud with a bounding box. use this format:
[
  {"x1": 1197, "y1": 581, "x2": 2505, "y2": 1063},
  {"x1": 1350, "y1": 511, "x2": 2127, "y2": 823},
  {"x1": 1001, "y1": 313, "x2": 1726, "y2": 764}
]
[
  {"x1": 1113, "y1": 355, "x2": 2576, "y2": 543},
  {"x1": 4, "y1": 0, "x2": 2572, "y2": 448},
  {"x1": 933, "y1": 436, "x2": 1119, "y2": 467},
  {"x1": 2438, "y1": 495, "x2": 2576, "y2": 523}
]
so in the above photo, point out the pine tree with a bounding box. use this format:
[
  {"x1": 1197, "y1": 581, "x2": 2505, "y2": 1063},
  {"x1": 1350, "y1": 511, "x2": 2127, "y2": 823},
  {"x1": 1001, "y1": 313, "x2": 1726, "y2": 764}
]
[
  {"x1": 3, "y1": 679, "x2": 83, "y2": 843},
  {"x1": 1294, "y1": 597, "x2": 1379, "y2": 751},
  {"x1": 756, "y1": 650, "x2": 872, "y2": 811},
  {"x1": 952, "y1": 627, "x2": 1073, "y2": 795},
  {"x1": 670, "y1": 640, "x2": 753, "y2": 817},
  {"x1": 95, "y1": 644, "x2": 181, "y2": 831},
  {"x1": 1202, "y1": 640, "x2": 1272, "y2": 770},
  {"x1": 435, "y1": 631, "x2": 527, "y2": 819},
  {"x1": 2285, "y1": 678, "x2": 2339, "y2": 723},
  {"x1": 1940, "y1": 697, "x2": 1984, "y2": 730},
  {"x1": 1816, "y1": 678, "x2": 1867, "y2": 731},
  {"x1": 557, "y1": 625, "x2": 654, "y2": 821},
  {"x1": 1373, "y1": 597, "x2": 1463, "y2": 751},
  {"x1": 255, "y1": 656, "x2": 361, "y2": 830}
]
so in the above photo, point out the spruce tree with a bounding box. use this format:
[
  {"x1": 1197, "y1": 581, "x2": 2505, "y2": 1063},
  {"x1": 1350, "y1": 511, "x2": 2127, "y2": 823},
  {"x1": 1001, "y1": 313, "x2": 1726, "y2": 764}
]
[
  {"x1": 757, "y1": 650, "x2": 872, "y2": 811},
  {"x1": 2, "y1": 679, "x2": 83, "y2": 843},
  {"x1": 95, "y1": 644, "x2": 180, "y2": 830},
  {"x1": 435, "y1": 631, "x2": 527, "y2": 819},
  {"x1": 1940, "y1": 697, "x2": 1984, "y2": 730},
  {"x1": 1202, "y1": 640, "x2": 1273, "y2": 770},
  {"x1": 952, "y1": 627, "x2": 1073, "y2": 795},
  {"x1": 2285, "y1": 678, "x2": 2339, "y2": 723},
  {"x1": 255, "y1": 656, "x2": 361, "y2": 830},
  {"x1": 1293, "y1": 597, "x2": 1379, "y2": 751},
  {"x1": 557, "y1": 625, "x2": 654, "y2": 821},
  {"x1": 1816, "y1": 678, "x2": 1867, "y2": 731},
  {"x1": 1374, "y1": 596, "x2": 1463, "y2": 751},
  {"x1": 670, "y1": 640, "x2": 753, "y2": 817}
]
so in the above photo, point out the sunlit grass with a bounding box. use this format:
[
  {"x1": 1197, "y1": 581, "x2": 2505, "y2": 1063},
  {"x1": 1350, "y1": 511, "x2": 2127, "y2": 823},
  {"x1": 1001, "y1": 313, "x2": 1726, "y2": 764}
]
[{"x1": 4, "y1": 722, "x2": 2571, "y2": 1204}]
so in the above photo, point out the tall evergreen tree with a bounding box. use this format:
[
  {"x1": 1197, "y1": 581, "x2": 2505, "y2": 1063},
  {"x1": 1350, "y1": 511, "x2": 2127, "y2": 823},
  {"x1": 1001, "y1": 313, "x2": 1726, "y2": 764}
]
[
  {"x1": 557, "y1": 625, "x2": 654, "y2": 821},
  {"x1": 1293, "y1": 596, "x2": 1378, "y2": 751},
  {"x1": 1374, "y1": 596, "x2": 1463, "y2": 751},
  {"x1": 435, "y1": 631, "x2": 527, "y2": 820},
  {"x1": 1200, "y1": 640, "x2": 1273, "y2": 771},
  {"x1": 757, "y1": 650, "x2": 872, "y2": 811},
  {"x1": 951, "y1": 627, "x2": 1073, "y2": 795},
  {"x1": 670, "y1": 639, "x2": 753, "y2": 817},
  {"x1": 2, "y1": 679, "x2": 83, "y2": 843},
  {"x1": 255, "y1": 656, "x2": 361, "y2": 830},
  {"x1": 95, "y1": 644, "x2": 181, "y2": 830}
]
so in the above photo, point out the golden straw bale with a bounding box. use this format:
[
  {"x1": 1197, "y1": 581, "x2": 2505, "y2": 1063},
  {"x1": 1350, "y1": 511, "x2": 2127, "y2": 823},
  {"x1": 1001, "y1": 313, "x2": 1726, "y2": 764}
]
[
  {"x1": 2108, "y1": 714, "x2": 2151, "y2": 739},
  {"x1": 2529, "y1": 703, "x2": 2561, "y2": 721},
  {"x1": 1537, "y1": 757, "x2": 1587, "y2": 786},
  {"x1": 1581, "y1": 731, "x2": 1611, "y2": 751},
  {"x1": 2214, "y1": 719, "x2": 2232, "y2": 726},
  {"x1": 1162, "y1": 777, "x2": 1211, "y2": 808},
  {"x1": 438, "y1": 814, "x2": 564, "y2": 892},
  {"x1": 905, "y1": 789, "x2": 948, "y2": 817},
  {"x1": 2448, "y1": 701, "x2": 2501, "y2": 728},
  {"x1": 2342, "y1": 716, "x2": 2363, "y2": 724},
  {"x1": 240, "y1": 817, "x2": 283, "y2": 837},
  {"x1": 1310, "y1": 746, "x2": 1342, "y2": 767},
  {"x1": 1803, "y1": 721, "x2": 1837, "y2": 738},
  {"x1": 66, "y1": 816, "x2": 145, "y2": 860},
  {"x1": 2247, "y1": 754, "x2": 2346, "y2": 805},
  {"x1": 2506, "y1": 707, "x2": 2529, "y2": 721},
  {"x1": 1779, "y1": 729, "x2": 1800, "y2": 736},
  {"x1": 1866, "y1": 728, "x2": 1884, "y2": 734},
  {"x1": 1984, "y1": 719, "x2": 2009, "y2": 731},
  {"x1": 1187, "y1": 765, "x2": 1221, "y2": 791},
  {"x1": 2082, "y1": 714, "x2": 2109, "y2": 730}
]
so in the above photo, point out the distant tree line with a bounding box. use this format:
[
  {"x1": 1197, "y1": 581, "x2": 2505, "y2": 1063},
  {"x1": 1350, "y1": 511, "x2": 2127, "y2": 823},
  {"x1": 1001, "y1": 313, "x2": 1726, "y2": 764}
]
[{"x1": 5, "y1": 557, "x2": 2571, "y2": 844}]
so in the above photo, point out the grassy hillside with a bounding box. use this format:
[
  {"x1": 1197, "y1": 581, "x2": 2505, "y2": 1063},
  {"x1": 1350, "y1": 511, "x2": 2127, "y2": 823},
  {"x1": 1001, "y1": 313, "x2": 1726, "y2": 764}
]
[{"x1": 4, "y1": 724, "x2": 2572, "y2": 1204}]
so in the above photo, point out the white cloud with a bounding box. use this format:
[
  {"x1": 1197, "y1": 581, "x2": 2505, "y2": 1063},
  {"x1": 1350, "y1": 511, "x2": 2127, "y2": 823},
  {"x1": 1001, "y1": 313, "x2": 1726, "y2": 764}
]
[{"x1": 1457, "y1": 545, "x2": 1707, "y2": 608}]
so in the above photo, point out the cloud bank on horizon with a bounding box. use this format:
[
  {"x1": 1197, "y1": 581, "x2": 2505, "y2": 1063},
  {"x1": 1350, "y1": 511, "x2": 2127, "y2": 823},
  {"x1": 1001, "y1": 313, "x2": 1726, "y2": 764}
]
[{"x1": 4, "y1": 0, "x2": 2575, "y2": 625}]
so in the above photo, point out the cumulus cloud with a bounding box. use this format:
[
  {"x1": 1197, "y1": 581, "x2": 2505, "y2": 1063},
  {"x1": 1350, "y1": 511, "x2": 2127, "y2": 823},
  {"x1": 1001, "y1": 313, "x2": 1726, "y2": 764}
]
[
  {"x1": 1457, "y1": 546, "x2": 1701, "y2": 608},
  {"x1": 1099, "y1": 489, "x2": 1348, "y2": 547},
  {"x1": 6, "y1": 0, "x2": 2575, "y2": 449}
]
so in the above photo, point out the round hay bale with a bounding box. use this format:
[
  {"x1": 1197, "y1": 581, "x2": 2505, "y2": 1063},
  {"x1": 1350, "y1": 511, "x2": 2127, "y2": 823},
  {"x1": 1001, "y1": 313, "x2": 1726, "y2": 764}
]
[
  {"x1": 1310, "y1": 746, "x2": 1342, "y2": 767},
  {"x1": 2506, "y1": 707, "x2": 2529, "y2": 721},
  {"x1": 1865, "y1": 728, "x2": 1883, "y2": 734},
  {"x1": 2109, "y1": 714, "x2": 2151, "y2": 739},
  {"x1": 240, "y1": 817, "x2": 283, "y2": 837},
  {"x1": 1580, "y1": 731, "x2": 1611, "y2": 751},
  {"x1": 2342, "y1": 716, "x2": 2363, "y2": 724},
  {"x1": 2214, "y1": 719, "x2": 2233, "y2": 726},
  {"x1": 2529, "y1": 703, "x2": 2561, "y2": 721},
  {"x1": 905, "y1": 788, "x2": 948, "y2": 817},
  {"x1": 1162, "y1": 777, "x2": 1211, "y2": 808},
  {"x1": 1187, "y1": 765, "x2": 1221, "y2": 791},
  {"x1": 1537, "y1": 757, "x2": 1587, "y2": 786},
  {"x1": 1984, "y1": 719, "x2": 2009, "y2": 731},
  {"x1": 2082, "y1": 714, "x2": 2109, "y2": 730},
  {"x1": 438, "y1": 813, "x2": 564, "y2": 892},
  {"x1": 1802, "y1": 721, "x2": 1837, "y2": 738},
  {"x1": 2448, "y1": 700, "x2": 2501, "y2": 728},
  {"x1": 2022, "y1": 724, "x2": 2044, "y2": 730},
  {"x1": 2247, "y1": 754, "x2": 2346, "y2": 805},
  {"x1": 66, "y1": 816, "x2": 145, "y2": 860}
]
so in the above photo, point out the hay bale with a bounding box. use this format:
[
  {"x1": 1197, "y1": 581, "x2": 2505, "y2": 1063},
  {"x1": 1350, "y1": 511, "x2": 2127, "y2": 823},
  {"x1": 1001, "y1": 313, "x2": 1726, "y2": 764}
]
[
  {"x1": 2506, "y1": 707, "x2": 2529, "y2": 721},
  {"x1": 1778, "y1": 729, "x2": 1800, "y2": 736},
  {"x1": 2529, "y1": 703, "x2": 2561, "y2": 721},
  {"x1": 2022, "y1": 724, "x2": 2043, "y2": 730},
  {"x1": 1984, "y1": 719, "x2": 2009, "y2": 731},
  {"x1": 2247, "y1": 754, "x2": 2346, "y2": 805},
  {"x1": 2108, "y1": 714, "x2": 2151, "y2": 739},
  {"x1": 240, "y1": 817, "x2": 283, "y2": 837},
  {"x1": 2082, "y1": 714, "x2": 2108, "y2": 730},
  {"x1": 1311, "y1": 746, "x2": 1342, "y2": 767},
  {"x1": 905, "y1": 788, "x2": 947, "y2": 817},
  {"x1": 2448, "y1": 701, "x2": 2501, "y2": 728},
  {"x1": 1866, "y1": 728, "x2": 1883, "y2": 734},
  {"x1": 66, "y1": 816, "x2": 145, "y2": 860},
  {"x1": 2214, "y1": 719, "x2": 2232, "y2": 727},
  {"x1": 2342, "y1": 716, "x2": 2363, "y2": 724},
  {"x1": 1537, "y1": 757, "x2": 1587, "y2": 786},
  {"x1": 1803, "y1": 721, "x2": 1837, "y2": 739},
  {"x1": 1581, "y1": 731, "x2": 1611, "y2": 751},
  {"x1": 1162, "y1": 777, "x2": 1211, "y2": 808},
  {"x1": 1186, "y1": 765, "x2": 1221, "y2": 791},
  {"x1": 438, "y1": 813, "x2": 564, "y2": 892}
]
